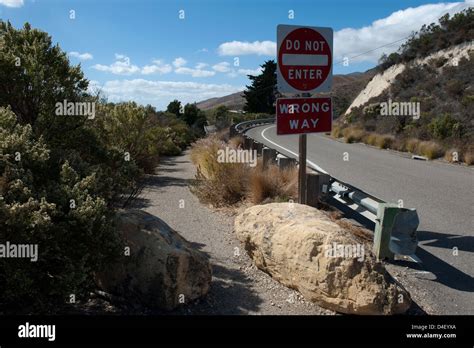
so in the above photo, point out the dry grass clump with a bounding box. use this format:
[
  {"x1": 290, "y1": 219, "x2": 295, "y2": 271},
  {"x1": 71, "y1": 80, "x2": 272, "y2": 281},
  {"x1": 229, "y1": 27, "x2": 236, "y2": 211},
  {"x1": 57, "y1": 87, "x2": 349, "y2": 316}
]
[
  {"x1": 405, "y1": 138, "x2": 421, "y2": 153},
  {"x1": 444, "y1": 148, "x2": 461, "y2": 163},
  {"x1": 190, "y1": 136, "x2": 298, "y2": 207},
  {"x1": 190, "y1": 136, "x2": 247, "y2": 206},
  {"x1": 342, "y1": 127, "x2": 366, "y2": 143},
  {"x1": 462, "y1": 146, "x2": 474, "y2": 165},
  {"x1": 417, "y1": 141, "x2": 444, "y2": 159},
  {"x1": 364, "y1": 133, "x2": 394, "y2": 149},
  {"x1": 248, "y1": 163, "x2": 298, "y2": 204},
  {"x1": 364, "y1": 133, "x2": 378, "y2": 146},
  {"x1": 229, "y1": 135, "x2": 244, "y2": 149},
  {"x1": 374, "y1": 134, "x2": 394, "y2": 149},
  {"x1": 331, "y1": 125, "x2": 343, "y2": 138}
]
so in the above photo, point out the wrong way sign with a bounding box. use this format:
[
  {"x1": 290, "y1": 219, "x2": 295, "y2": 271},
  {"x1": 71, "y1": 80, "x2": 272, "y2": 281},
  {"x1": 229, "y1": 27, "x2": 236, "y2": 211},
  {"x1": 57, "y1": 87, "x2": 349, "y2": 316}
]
[
  {"x1": 276, "y1": 97, "x2": 332, "y2": 135},
  {"x1": 277, "y1": 25, "x2": 333, "y2": 94}
]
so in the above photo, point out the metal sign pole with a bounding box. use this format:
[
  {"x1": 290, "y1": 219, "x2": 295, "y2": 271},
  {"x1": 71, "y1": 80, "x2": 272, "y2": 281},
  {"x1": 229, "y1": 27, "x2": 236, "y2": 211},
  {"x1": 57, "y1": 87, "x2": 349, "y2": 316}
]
[{"x1": 298, "y1": 133, "x2": 307, "y2": 204}]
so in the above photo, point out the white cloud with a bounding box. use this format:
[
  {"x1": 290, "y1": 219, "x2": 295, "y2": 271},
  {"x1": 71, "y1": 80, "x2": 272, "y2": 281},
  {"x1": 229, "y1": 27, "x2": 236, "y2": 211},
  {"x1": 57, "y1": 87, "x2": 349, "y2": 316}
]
[
  {"x1": 141, "y1": 60, "x2": 172, "y2": 75},
  {"x1": 215, "y1": 1, "x2": 471, "y2": 63},
  {"x1": 195, "y1": 62, "x2": 209, "y2": 69},
  {"x1": 218, "y1": 40, "x2": 276, "y2": 56},
  {"x1": 237, "y1": 67, "x2": 263, "y2": 76},
  {"x1": 334, "y1": 0, "x2": 472, "y2": 63},
  {"x1": 0, "y1": 0, "x2": 24, "y2": 7},
  {"x1": 196, "y1": 48, "x2": 209, "y2": 53},
  {"x1": 93, "y1": 55, "x2": 173, "y2": 75},
  {"x1": 212, "y1": 61, "x2": 231, "y2": 72},
  {"x1": 69, "y1": 51, "x2": 93, "y2": 61},
  {"x1": 175, "y1": 67, "x2": 215, "y2": 77},
  {"x1": 91, "y1": 79, "x2": 243, "y2": 109},
  {"x1": 93, "y1": 54, "x2": 140, "y2": 75},
  {"x1": 172, "y1": 57, "x2": 187, "y2": 68}
]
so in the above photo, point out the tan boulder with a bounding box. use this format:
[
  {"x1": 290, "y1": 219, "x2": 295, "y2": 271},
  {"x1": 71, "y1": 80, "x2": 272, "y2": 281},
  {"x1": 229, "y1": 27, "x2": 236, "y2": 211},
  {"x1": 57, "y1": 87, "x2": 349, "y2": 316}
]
[
  {"x1": 234, "y1": 203, "x2": 411, "y2": 314},
  {"x1": 95, "y1": 209, "x2": 212, "y2": 310}
]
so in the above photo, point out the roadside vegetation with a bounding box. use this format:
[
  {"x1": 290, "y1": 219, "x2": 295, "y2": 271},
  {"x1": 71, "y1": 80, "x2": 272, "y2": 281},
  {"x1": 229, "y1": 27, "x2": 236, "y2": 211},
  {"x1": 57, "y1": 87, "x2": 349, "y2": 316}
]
[
  {"x1": 0, "y1": 21, "x2": 195, "y2": 313},
  {"x1": 339, "y1": 9, "x2": 474, "y2": 165},
  {"x1": 190, "y1": 135, "x2": 297, "y2": 207}
]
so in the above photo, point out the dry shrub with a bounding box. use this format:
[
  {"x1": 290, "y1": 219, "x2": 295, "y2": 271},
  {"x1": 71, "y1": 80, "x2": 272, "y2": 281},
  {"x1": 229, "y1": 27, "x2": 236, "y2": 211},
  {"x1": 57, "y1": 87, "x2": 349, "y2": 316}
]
[
  {"x1": 343, "y1": 127, "x2": 366, "y2": 143},
  {"x1": 248, "y1": 163, "x2": 297, "y2": 204},
  {"x1": 405, "y1": 138, "x2": 421, "y2": 153},
  {"x1": 392, "y1": 138, "x2": 407, "y2": 152},
  {"x1": 374, "y1": 134, "x2": 394, "y2": 149},
  {"x1": 229, "y1": 135, "x2": 244, "y2": 149},
  {"x1": 190, "y1": 136, "x2": 299, "y2": 206},
  {"x1": 331, "y1": 125, "x2": 343, "y2": 138},
  {"x1": 365, "y1": 133, "x2": 378, "y2": 146},
  {"x1": 462, "y1": 146, "x2": 474, "y2": 165},
  {"x1": 417, "y1": 141, "x2": 444, "y2": 159},
  {"x1": 190, "y1": 136, "x2": 226, "y2": 179},
  {"x1": 190, "y1": 136, "x2": 247, "y2": 206},
  {"x1": 192, "y1": 163, "x2": 247, "y2": 206},
  {"x1": 444, "y1": 148, "x2": 461, "y2": 162}
]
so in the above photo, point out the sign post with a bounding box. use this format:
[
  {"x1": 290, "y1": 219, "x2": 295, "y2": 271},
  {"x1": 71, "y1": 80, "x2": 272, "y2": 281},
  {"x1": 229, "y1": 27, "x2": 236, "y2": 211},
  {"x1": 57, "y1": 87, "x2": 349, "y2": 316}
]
[
  {"x1": 276, "y1": 24, "x2": 333, "y2": 204},
  {"x1": 298, "y1": 133, "x2": 307, "y2": 204}
]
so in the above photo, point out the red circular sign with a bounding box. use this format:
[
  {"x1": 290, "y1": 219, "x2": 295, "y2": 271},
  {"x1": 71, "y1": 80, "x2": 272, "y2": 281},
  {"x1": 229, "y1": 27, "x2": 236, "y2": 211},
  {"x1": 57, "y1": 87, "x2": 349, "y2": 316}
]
[{"x1": 278, "y1": 28, "x2": 331, "y2": 91}]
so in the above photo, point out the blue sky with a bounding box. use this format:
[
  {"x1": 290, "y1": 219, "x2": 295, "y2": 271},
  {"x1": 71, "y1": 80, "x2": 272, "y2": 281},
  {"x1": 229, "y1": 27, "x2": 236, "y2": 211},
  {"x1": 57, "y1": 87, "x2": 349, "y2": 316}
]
[{"x1": 0, "y1": 0, "x2": 471, "y2": 109}]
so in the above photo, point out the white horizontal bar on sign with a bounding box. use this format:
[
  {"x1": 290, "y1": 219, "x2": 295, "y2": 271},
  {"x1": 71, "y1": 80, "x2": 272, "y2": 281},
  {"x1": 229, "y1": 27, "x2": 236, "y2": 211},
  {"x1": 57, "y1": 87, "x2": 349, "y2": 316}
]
[{"x1": 282, "y1": 54, "x2": 328, "y2": 66}]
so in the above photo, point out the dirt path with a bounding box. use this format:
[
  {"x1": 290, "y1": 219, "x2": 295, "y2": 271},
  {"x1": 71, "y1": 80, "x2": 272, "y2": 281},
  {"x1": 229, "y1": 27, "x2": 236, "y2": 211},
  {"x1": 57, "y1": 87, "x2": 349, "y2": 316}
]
[{"x1": 135, "y1": 151, "x2": 333, "y2": 315}]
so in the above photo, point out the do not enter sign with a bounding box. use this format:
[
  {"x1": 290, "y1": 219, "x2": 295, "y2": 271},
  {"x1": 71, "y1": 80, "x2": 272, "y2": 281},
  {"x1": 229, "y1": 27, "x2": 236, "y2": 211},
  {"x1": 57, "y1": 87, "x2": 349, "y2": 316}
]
[{"x1": 277, "y1": 25, "x2": 333, "y2": 94}]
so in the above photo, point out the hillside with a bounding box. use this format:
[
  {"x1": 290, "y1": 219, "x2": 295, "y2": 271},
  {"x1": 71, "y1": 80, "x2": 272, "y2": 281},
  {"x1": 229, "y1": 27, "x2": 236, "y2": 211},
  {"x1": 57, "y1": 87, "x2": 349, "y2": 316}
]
[
  {"x1": 196, "y1": 91, "x2": 245, "y2": 111},
  {"x1": 345, "y1": 41, "x2": 473, "y2": 114},
  {"x1": 197, "y1": 72, "x2": 376, "y2": 115},
  {"x1": 336, "y1": 9, "x2": 473, "y2": 164}
]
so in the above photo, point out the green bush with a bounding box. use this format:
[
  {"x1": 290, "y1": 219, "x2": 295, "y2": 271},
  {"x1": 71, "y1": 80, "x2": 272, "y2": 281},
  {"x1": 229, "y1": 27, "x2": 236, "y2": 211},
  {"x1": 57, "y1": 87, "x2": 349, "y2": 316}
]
[
  {"x1": 428, "y1": 114, "x2": 458, "y2": 140},
  {"x1": 0, "y1": 21, "x2": 196, "y2": 313},
  {"x1": 0, "y1": 107, "x2": 121, "y2": 312}
]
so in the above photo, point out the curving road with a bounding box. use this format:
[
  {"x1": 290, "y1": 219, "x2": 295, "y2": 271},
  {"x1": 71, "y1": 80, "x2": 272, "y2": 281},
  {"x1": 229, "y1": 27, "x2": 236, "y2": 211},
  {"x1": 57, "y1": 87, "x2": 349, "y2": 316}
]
[{"x1": 246, "y1": 124, "x2": 474, "y2": 314}]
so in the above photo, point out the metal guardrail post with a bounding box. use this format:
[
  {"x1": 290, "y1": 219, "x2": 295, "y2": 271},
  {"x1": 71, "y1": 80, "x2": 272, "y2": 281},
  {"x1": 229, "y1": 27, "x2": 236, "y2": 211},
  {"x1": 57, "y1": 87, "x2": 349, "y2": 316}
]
[
  {"x1": 374, "y1": 203, "x2": 419, "y2": 261},
  {"x1": 262, "y1": 147, "x2": 276, "y2": 168},
  {"x1": 277, "y1": 154, "x2": 296, "y2": 170},
  {"x1": 306, "y1": 172, "x2": 331, "y2": 207}
]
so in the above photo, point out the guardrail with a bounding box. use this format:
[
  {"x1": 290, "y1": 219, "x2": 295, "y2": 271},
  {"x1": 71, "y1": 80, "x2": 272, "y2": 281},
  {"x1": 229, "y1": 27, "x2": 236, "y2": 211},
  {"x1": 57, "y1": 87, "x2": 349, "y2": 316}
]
[{"x1": 231, "y1": 118, "x2": 420, "y2": 262}]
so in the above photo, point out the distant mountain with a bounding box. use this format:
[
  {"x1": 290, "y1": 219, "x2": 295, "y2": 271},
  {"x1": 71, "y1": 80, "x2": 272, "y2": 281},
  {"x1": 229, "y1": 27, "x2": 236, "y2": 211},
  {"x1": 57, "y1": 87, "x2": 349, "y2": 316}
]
[
  {"x1": 196, "y1": 71, "x2": 376, "y2": 114},
  {"x1": 196, "y1": 91, "x2": 245, "y2": 111}
]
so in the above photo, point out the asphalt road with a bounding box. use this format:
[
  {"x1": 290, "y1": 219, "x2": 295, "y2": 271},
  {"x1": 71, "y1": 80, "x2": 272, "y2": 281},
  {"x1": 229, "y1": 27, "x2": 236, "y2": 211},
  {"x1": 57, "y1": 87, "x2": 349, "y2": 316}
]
[{"x1": 246, "y1": 124, "x2": 474, "y2": 314}]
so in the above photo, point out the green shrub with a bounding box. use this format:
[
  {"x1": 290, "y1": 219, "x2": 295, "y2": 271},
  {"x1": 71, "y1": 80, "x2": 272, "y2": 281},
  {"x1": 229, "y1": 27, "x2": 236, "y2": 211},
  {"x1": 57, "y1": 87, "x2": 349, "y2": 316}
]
[
  {"x1": 0, "y1": 107, "x2": 121, "y2": 312},
  {"x1": 428, "y1": 114, "x2": 458, "y2": 140}
]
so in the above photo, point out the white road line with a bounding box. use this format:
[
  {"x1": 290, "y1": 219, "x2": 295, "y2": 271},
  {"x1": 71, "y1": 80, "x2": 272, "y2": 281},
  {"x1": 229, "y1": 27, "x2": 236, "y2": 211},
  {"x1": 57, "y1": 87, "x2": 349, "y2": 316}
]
[{"x1": 260, "y1": 125, "x2": 328, "y2": 174}]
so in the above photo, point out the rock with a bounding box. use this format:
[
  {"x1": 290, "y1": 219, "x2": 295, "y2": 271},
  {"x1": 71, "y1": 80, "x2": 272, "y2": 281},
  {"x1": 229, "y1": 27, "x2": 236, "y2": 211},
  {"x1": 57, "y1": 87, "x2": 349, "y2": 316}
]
[
  {"x1": 234, "y1": 203, "x2": 411, "y2": 315},
  {"x1": 95, "y1": 209, "x2": 212, "y2": 310}
]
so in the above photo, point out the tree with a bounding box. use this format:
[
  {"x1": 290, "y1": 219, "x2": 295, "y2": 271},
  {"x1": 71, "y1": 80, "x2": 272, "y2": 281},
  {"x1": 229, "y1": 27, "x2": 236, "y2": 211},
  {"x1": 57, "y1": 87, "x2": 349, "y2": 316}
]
[
  {"x1": 214, "y1": 105, "x2": 230, "y2": 129},
  {"x1": 0, "y1": 21, "x2": 88, "y2": 126},
  {"x1": 166, "y1": 99, "x2": 182, "y2": 118},
  {"x1": 243, "y1": 60, "x2": 277, "y2": 114}
]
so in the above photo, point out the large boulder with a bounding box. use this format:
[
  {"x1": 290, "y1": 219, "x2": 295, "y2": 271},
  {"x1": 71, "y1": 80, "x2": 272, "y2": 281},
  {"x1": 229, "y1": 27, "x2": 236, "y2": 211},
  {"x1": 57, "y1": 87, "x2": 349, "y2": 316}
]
[
  {"x1": 234, "y1": 203, "x2": 411, "y2": 315},
  {"x1": 95, "y1": 209, "x2": 212, "y2": 310}
]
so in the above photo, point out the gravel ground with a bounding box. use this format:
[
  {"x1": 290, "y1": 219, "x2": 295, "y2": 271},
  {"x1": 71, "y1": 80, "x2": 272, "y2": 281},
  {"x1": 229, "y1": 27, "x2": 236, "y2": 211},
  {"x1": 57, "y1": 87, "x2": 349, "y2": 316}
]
[{"x1": 135, "y1": 151, "x2": 334, "y2": 315}]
